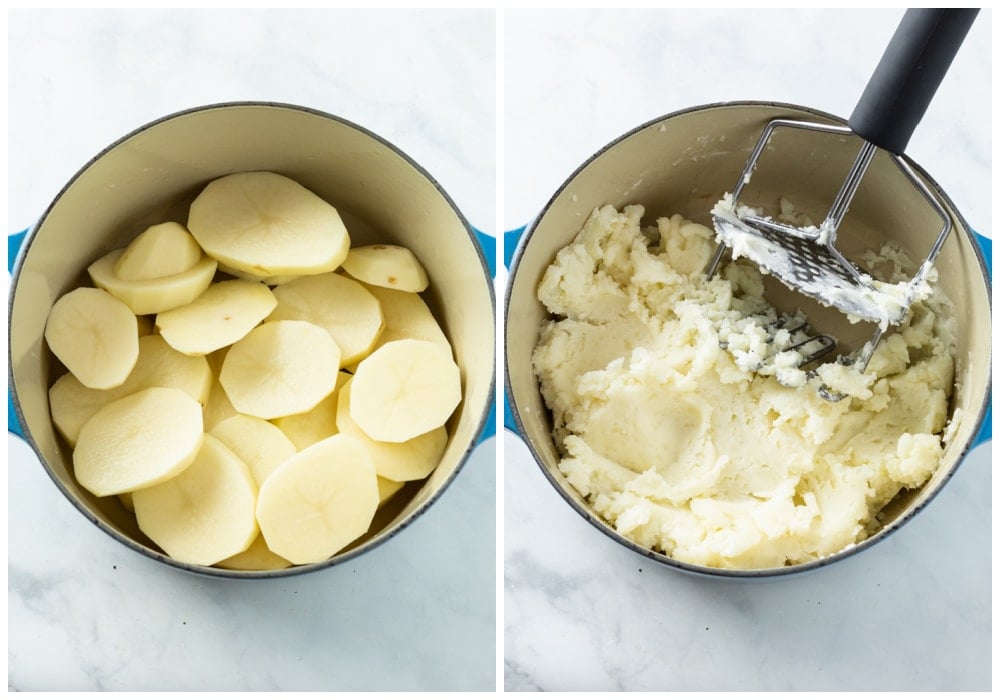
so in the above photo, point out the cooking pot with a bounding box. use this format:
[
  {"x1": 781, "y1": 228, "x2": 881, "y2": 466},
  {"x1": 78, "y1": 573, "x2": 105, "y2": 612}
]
[
  {"x1": 8, "y1": 101, "x2": 496, "y2": 578},
  {"x1": 504, "y1": 101, "x2": 991, "y2": 578}
]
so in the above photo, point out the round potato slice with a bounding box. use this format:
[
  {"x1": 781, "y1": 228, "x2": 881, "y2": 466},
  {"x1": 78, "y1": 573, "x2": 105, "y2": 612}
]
[
  {"x1": 336, "y1": 377, "x2": 447, "y2": 481},
  {"x1": 44, "y1": 287, "x2": 139, "y2": 390},
  {"x1": 362, "y1": 284, "x2": 451, "y2": 354},
  {"x1": 156, "y1": 279, "x2": 277, "y2": 356},
  {"x1": 268, "y1": 273, "x2": 384, "y2": 366},
  {"x1": 349, "y1": 339, "x2": 461, "y2": 443},
  {"x1": 215, "y1": 534, "x2": 293, "y2": 572},
  {"x1": 89, "y1": 249, "x2": 218, "y2": 315},
  {"x1": 114, "y1": 222, "x2": 203, "y2": 281},
  {"x1": 133, "y1": 434, "x2": 258, "y2": 566},
  {"x1": 220, "y1": 320, "x2": 341, "y2": 420},
  {"x1": 74, "y1": 386, "x2": 204, "y2": 497},
  {"x1": 187, "y1": 171, "x2": 350, "y2": 277},
  {"x1": 256, "y1": 434, "x2": 379, "y2": 565},
  {"x1": 211, "y1": 413, "x2": 297, "y2": 487},
  {"x1": 341, "y1": 244, "x2": 429, "y2": 292},
  {"x1": 272, "y1": 371, "x2": 351, "y2": 450}
]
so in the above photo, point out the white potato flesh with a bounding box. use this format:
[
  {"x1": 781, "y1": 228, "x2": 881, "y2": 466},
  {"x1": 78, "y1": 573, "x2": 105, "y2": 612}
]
[
  {"x1": 256, "y1": 434, "x2": 379, "y2": 565},
  {"x1": 272, "y1": 371, "x2": 350, "y2": 450},
  {"x1": 336, "y1": 378, "x2": 447, "y2": 481},
  {"x1": 113, "y1": 222, "x2": 203, "y2": 281},
  {"x1": 349, "y1": 339, "x2": 461, "y2": 443},
  {"x1": 362, "y1": 284, "x2": 451, "y2": 355},
  {"x1": 73, "y1": 387, "x2": 204, "y2": 497},
  {"x1": 156, "y1": 279, "x2": 277, "y2": 355},
  {"x1": 44, "y1": 287, "x2": 139, "y2": 390},
  {"x1": 203, "y1": 376, "x2": 239, "y2": 431},
  {"x1": 341, "y1": 244, "x2": 429, "y2": 293},
  {"x1": 216, "y1": 262, "x2": 299, "y2": 287},
  {"x1": 89, "y1": 249, "x2": 218, "y2": 315},
  {"x1": 187, "y1": 171, "x2": 350, "y2": 277},
  {"x1": 211, "y1": 413, "x2": 297, "y2": 487},
  {"x1": 268, "y1": 273, "x2": 384, "y2": 366},
  {"x1": 220, "y1": 320, "x2": 341, "y2": 419},
  {"x1": 215, "y1": 534, "x2": 293, "y2": 572},
  {"x1": 49, "y1": 334, "x2": 212, "y2": 446},
  {"x1": 133, "y1": 434, "x2": 259, "y2": 566}
]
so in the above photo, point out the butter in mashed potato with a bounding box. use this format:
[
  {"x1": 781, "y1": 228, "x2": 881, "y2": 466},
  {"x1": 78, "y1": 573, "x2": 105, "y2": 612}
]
[{"x1": 532, "y1": 204, "x2": 958, "y2": 569}]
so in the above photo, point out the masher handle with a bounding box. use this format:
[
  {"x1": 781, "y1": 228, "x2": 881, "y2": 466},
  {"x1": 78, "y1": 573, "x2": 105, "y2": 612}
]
[{"x1": 849, "y1": 8, "x2": 979, "y2": 155}]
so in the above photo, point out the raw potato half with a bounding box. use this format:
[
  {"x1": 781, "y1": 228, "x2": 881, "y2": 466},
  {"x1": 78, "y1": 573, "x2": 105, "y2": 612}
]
[
  {"x1": 349, "y1": 339, "x2": 462, "y2": 443},
  {"x1": 156, "y1": 279, "x2": 277, "y2": 355},
  {"x1": 44, "y1": 287, "x2": 139, "y2": 390},
  {"x1": 257, "y1": 434, "x2": 379, "y2": 565},
  {"x1": 220, "y1": 320, "x2": 342, "y2": 419},
  {"x1": 89, "y1": 249, "x2": 218, "y2": 315},
  {"x1": 49, "y1": 334, "x2": 212, "y2": 446},
  {"x1": 341, "y1": 244, "x2": 429, "y2": 292},
  {"x1": 187, "y1": 171, "x2": 350, "y2": 277},
  {"x1": 268, "y1": 273, "x2": 384, "y2": 366},
  {"x1": 114, "y1": 222, "x2": 203, "y2": 281},
  {"x1": 211, "y1": 413, "x2": 297, "y2": 487},
  {"x1": 133, "y1": 434, "x2": 259, "y2": 566},
  {"x1": 74, "y1": 387, "x2": 204, "y2": 497},
  {"x1": 336, "y1": 378, "x2": 448, "y2": 482}
]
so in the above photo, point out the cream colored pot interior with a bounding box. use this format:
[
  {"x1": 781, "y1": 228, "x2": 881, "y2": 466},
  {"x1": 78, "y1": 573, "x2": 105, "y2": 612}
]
[
  {"x1": 506, "y1": 102, "x2": 990, "y2": 574},
  {"x1": 9, "y1": 103, "x2": 494, "y2": 574}
]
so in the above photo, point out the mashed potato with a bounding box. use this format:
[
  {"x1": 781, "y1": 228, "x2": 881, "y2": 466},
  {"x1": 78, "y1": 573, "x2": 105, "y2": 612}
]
[{"x1": 532, "y1": 204, "x2": 958, "y2": 569}]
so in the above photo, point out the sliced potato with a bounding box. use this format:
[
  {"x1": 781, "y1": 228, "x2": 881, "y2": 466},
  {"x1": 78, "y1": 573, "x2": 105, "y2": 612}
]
[
  {"x1": 211, "y1": 413, "x2": 297, "y2": 487},
  {"x1": 363, "y1": 284, "x2": 451, "y2": 355},
  {"x1": 336, "y1": 377, "x2": 447, "y2": 481},
  {"x1": 187, "y1": 171, "x2": 350, "y2": 277},
  {"x1": 220, "y1": 320, "x2": 342, "y2": 419},
  {"x1": 74, "y1": 387, "x2": 204, "y2": 497},
  {"x1": 44, "y1": 287, "x2": 139, "y2": 390},
  {"x1": 156, "y1": 279, "x2": 277, "y2": 355},
  {"x1": 215, "y1": 534, "x2": 293, "y2": 572},
  {"x1": 203, "y1": 376, "x2": 239, "y2": 431},
  {"x1": 216, "y1": 262, "x2": 299, "y2": 287},
  {"x1": 349, "y1": 339, "x2": 461, "y2": 443},
  {"x1": 341, "y1": 244, "x2": 429, "y2": 292},
  {"x1": 114, "y1": 222, "x2": 203, "y2": 281},
  {"x1": 272, "y1": 372, "x2": 350, "y2": 450},
  {"x1": 89, "y1": 249, "x2": 218, "y2": 315},
  {"x1": 133, "y1": 434, "x2": 258, "y2": 566},
  {"x1": 377, "y1": 476, "x2": 405, "y2": 504},
  {"x1": 118, "y1": 492, "x2": 135, "y2": 513},
  {"x1": 256, "y1": 434, "x2": 378, "y2": 565},
  {"x1": 268, "y1": 273, "x2": 384, "y2": 366},
  {"x1": 49, "y1": 334, "x2": 212, "y2": 446}
]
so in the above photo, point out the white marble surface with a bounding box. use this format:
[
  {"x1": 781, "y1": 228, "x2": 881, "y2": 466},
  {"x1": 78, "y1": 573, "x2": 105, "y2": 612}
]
[
  {"x1": 7, "y1": 9, "x2": 496, "y2": 692},
  {"x1": 502, "y1": 8, "x2": 991, "y2": 692}
]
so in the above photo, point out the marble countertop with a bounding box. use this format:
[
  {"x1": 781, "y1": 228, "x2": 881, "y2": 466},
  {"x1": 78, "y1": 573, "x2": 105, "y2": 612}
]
[
  {"x1": 501, "y1": 8, "x2": 991, "y2": 692},
  {"x1": 7, "y1": 9, "x2": 496, "y2": 692}
]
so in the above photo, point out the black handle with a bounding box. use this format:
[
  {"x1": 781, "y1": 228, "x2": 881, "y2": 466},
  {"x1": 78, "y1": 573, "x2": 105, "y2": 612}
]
[{"x1": 848, "y1": 8, "x2": 979, "y2": 155}]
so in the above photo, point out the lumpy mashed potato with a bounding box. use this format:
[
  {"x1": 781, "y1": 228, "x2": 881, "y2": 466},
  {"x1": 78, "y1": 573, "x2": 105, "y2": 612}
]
[{"x1": 532, "y1": 204, "x2": 958, "y2": 569}]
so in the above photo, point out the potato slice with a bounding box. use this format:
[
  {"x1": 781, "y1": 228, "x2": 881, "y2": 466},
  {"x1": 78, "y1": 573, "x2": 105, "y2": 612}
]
[
  {"x1": 268, "y1": 273, "x2": 384, "y2": 366},
  {"x1": 203, "y1": 376, "x2": 239, "y2": 431},
  {"x1": 220, "y1": 320, "x2": 341, "y2": 419},
  {"x1": 256, "y1": 434, "x2": 378, "y2": 565},
  {"x1": 156, "y1": 279, "x2": 277, "y2": 355},
  {"x1": 49, "y1": 334, "x2": 212, "y2": 446},
  {"x1": 89, "y1": 249, "x2": 218, "y2": 315},
  {"x1": 272, "y1": 371, "x2": 350, "y2": 450},
  {"x1": 211, "y1": 414, "x2": 297, "y2": 487},
  {"x1": 349, "y1": 339, "x2": 461, "y2": 443},
  {"x1": 215, "y1": 534, "x2": 293, "y2": 572},
  {"x1": 341, "y1": 244, "x2": 429, "y2": 292},
  {"x1": 216, "y1": 262, "x2": 299, "y2": 287},
  {"x1": 114, "y1": 222, "x2": 203, "y2": 281},
  {"x1": 377, "y1": 476, "x2": 405, "y2": 504},
  {"x1": 187, "y1": 171, "x2": 350, "y2": 277},
  {"x1": 363, "y1": 284, "x2": 451, "y2": 354},
  {"x1": 133, "y1": 434, "x2": 258, "y2": 566},
  {"x1": 74, "y1": 386, "x2": 204, "y2": 497},
  {"x1": 336, "y1": 377, "x2": 447, "y2": 481}
]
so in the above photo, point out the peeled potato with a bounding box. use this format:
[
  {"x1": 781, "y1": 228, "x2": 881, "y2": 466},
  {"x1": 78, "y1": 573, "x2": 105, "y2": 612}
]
[
  {"x1": 272, "y1": 371, "x2": 350, "y2": 450},
  {"x1": 44, "y1": 287, "x2": 139, "y2": 390},
  {"x1": 256, "y1": 434, "x2": 379, "y2": 565},
  {"x1": 89, "y1": 249, "x2": 218, "y2": 315},
  {"x1": 215, "y1": 534, "x2": 293, "y2": 572},
  {"x1": 362, "y1": 284, "x2": 451, "y2": 354},
  {"x1": 268, "y1": 273, "x2": 384, "y2": 366},
  {"x1": 220, "y1": 320, "x2": 342, "y2": 419},
  {"x1": 49, "y1": 334, "x2": 212, "y2": 446},
  {"x1": 349, "y1": 339, "x2": 461, "y2": 443},
  {"x1": 216, "y1": 262, "x2": 299, "y2": 287},
  {"x1": 74, "y1": 387, "x2": 204, "y2": 497},
  {"x1": 203, "y1": 376, "x2": 239, "y2": 431},
  {"x1": 156, "y1": 279, "x2": 277, "y2": 355},
  {"x1": 377, "y1": 476, "x2": 405, "y2": 504},
  {"x1": 133, "y1": 434, "x2": 259, "y2": 566},
  {"x1": 114, "y1": 222, "x2": 203, "y2": 281},
  {"x1": 336, "y1": 377, "x2": 447, "y2": 481},
  {"x1": 341, "y1": 244, "x2": 428, "y2": 292},
  {"x1": 187, "y1": 171, "x2": 350, "y2": 277},
  {"x1": 211, "y1": 414, "x2": 297, "y2": 487}
]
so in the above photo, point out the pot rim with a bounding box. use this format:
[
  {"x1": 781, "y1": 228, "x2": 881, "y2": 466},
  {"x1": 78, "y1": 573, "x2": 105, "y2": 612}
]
[
  {"x1": 503, "y1": 98, "x2": 992, "y2": 580},
  {"x1": 9, "y1": 100, "x2": 496, "y2": 579}
]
